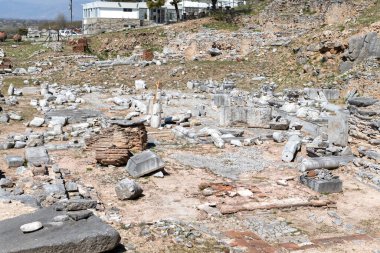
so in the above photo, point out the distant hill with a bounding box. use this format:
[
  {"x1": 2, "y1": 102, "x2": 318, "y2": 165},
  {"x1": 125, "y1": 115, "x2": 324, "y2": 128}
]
[{"x1": 0, "y1": 0, "x2": 90, "y2": 20}]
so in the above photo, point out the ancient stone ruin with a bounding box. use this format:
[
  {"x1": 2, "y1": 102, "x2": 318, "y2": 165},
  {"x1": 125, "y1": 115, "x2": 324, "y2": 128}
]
[{"x1": 85, "y1": 120, "x2": 147, "y2": 166}]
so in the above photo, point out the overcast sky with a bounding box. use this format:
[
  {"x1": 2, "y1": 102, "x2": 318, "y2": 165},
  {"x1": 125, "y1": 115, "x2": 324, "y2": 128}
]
[{"x1": 0, "y1": 0, "x2": 91, "y2": 20}]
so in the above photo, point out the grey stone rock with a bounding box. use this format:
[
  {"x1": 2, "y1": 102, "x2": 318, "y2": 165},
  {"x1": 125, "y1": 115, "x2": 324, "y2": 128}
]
[
  {"x1": 9, "y1": 112, "x2": 23, "y2": 121},
  {"x1": 5, "y1": 155, "x2": 25, "y2": 168},
  {"x1": 43, "y1": 183, "x2": 66, "y2": 196},
  {"x1": 20, "y1": 221, "x2": 43, "y2": 233},
  {"x1": 152, "y1": 171, "x2": 164, "y2": 178},
  {"x1": 213, "y1": 94, "x2": 230, "y2": 107},
  {"x1": 358, "y1": 147, "x2": 380, "y2": 162},
  {"x1": 8, "y1": 84, "x2": 14, "y2": 96},
  {"x1": 65, "y1": 182, "x2": 78, "y2": 192},
  {"x1": 347, "y1": 97, "x2": 378, "y2": 107},
  {"x1": 339, "y1": 61, "x2": 354, "y2": 73},
  {"x1": 304, "y1": 88, "x2": 340, "y2": 101},
  {"x1": 16, "y1": 166, "x2": 28, "y2": 175},
  {"x1": 273, "y1": 132, "x2": 286, "y2": 143},
  {"x1": 67, "y1": 210, "x2": 93, "y2": 221},
  {"x1": 328, "y1": 111, "x2": 349, "y2": 147},
  {"x1": 115, "y1": 178, "x2": 143, "y2": 200},
  {"x1": 230, "y1": 139, "x2": 243, "y2": 147},
  {"x1": 270, "y1": 119, "x2": 289, "y2": 130},
  {"x1": 13, "y1": 187, "x2": 24, "y2": 195},
  {"x1": 45, "y1": 109, "x2": 102, "y2": 124},
  {"x1": 247, "y1": 107, "x2": 272, "y2": 128},
  {"x1": 341, "y1": 32, "x2": 380, "y2": 72},
  {"x1": 14, "y1": 141, "x2": 27, "y2": 149},
  {"x1": 0, "y1": 207, "x2": 120, "y2": 252},
  {"x1": 29, "y1": 117, "x2": 45, "y2": 127},
  {"x1": 209, "y1": 48, "x2": 222, "y2": 56},
  {"x1": 282, "y1": 135, "x2": 301, "y2": 162},
  {"x1": 135, "y1": 80, "x2": 147, "y2": 90},
  {"x1": 26, "y1": 134, "x2": 44, "y2": 147},
  {"x1": 52, "y1": 215, "x2": 70, "y2": 222},
  {"x1": 220, "y1": 106, "x2": 272, "y2": 128},
  {"x1": 55, "y1": 199, "x2": 97, "y2": 211},
  {"x1": 300, "y1": 175, "x2": 342, "y2": 193},
  {"x1": 0, "y1": 178, "x2": 14, "y2": 188},
  {"x1": 0, "y1": 140, "x2": 15, "y2": 150},
  {"x1": 25, "y1": 147, "x2": 50, "y2": 166},
  {"x1": 126, "y1": 150, "x2": 165, "y2": 178},
  {"x1": 0, "y1": 113, "x2": 10, "y2": 123},
  {"x1": 48, "y1": 116, "x2": 67, "y2": 127}
]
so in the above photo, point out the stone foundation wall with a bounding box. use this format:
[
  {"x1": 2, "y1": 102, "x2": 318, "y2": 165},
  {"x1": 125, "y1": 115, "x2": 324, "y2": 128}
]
[{"x1": 83, "y1": 18, "x2": 153, "y2": 35}]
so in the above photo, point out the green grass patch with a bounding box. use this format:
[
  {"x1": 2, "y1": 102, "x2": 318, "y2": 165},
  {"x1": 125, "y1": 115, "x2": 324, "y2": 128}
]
[
  {"x1": 0, "y1": 77, "x2": 25, "y2": 94},
  {"x1": 354, "y1": 0, "x2": 380, "y2": 26},
  {"x1": 203, "y1": 21, "x2": 240, "y2": 31},
  {"x1": 0, "y1": 41, "x2": 46, "y2": 68},
  {"x1": 247, "y1": 0, "x2": 271, "y2": 16}
]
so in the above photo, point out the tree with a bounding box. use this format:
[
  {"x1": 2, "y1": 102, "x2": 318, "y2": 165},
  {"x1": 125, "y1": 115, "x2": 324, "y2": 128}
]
[
  {"x1": 147, "y1": 0, "x2": 165, "y2": 23},
  {"x1": 55, "y1": 13, "x2": 67, "y2": 30},
  {"x1": 211, "y1": 0, "x2": 217, "y2": 10},
  {"x1": 170, "y1": 0, "x2": 181, "y2": 22},
  {"x1": 146, "y1": 0, "x2": 165, "y2": 9}
]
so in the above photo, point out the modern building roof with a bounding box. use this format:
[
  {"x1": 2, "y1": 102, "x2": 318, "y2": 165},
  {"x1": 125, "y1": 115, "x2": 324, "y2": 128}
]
[{"x1": 83, "y1": 1, "x2": 147, "y2": 9}]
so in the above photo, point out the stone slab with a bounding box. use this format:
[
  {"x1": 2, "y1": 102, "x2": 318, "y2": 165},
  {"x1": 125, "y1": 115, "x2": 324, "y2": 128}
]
[
  {"x1": 300, "y1": 175, "x2": 342, "y2": 193},
  {"x1": 0, "y1": 207, "x2": 120, "y2": 252},
  {"x1": 126, "y1": 150, "x2": 164, "y2": 178},
  {"x1": 45, "y1": 109, "x2": 102, "y2": 124},
  {"x1": 328, "y1": 112, "x2": 349, "y2": 147},
  {"x1": 5, "y1": 155, "x2": 25, "y2": 168},
  {"x1": 25, "y1": 147, "x2": 50, "y2": 166}
]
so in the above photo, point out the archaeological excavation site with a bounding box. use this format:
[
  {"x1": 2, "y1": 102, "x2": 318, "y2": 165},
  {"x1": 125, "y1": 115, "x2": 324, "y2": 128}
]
[{"x1": 0, "y1": 0, "x2": 380, "y2": 252}]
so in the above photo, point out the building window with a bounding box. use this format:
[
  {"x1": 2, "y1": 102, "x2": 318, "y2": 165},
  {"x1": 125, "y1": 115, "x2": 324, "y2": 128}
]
[{"x1": 123, "y1": 8, "x2": 133, "y2": 12}]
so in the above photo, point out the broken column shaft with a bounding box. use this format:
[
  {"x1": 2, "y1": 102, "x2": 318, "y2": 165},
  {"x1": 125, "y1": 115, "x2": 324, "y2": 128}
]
[{"x1": 281, "y1": 135, "x2": 301, "y2": 162}]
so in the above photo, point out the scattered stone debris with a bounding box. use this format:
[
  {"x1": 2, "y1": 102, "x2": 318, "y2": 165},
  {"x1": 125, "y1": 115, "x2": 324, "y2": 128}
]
[{"x1": 0, "y1": 2, "x2": 380, "y2": 252}]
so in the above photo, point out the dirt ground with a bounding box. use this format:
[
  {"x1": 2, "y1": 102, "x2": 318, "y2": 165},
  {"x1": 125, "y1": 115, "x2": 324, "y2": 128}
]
[{"x1": 1, "y1": 1, "x2": 380, "y2": 251}]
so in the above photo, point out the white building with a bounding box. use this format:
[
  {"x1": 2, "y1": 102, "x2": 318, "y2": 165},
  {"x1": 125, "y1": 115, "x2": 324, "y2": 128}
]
[
  {"x1": 82, "y1": 0, "x2": 244, "y2": 34},
  {"x1": 83, "y1": 1, "x2": 149, "y2": 21}
]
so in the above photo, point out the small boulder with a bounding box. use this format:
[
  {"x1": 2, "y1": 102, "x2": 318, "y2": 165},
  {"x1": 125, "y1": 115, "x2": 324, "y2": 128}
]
[
  {"x1": 209, "y1": 48, "x2": 222, "y2": 56},
  {"x1": 0, "y1": 178, "x2": 14, "y2": 188},
  {"x1": 20, "y1": 221, "x2": 43, "y2": 233},
  {"x1": 25, "y1": 147, "x2": 50, "y2": 166},
  {"x1": 115, "y1": 178, "x2": 143, "y2": 200},
  {"x1": 29, "y1": 117, "x2": 45, "y2": 127},
  {"x1": 135, "y1": 80, "x2": 147, "y2": 90},
  {"x1": 5, "y1": 155, "x2": 25, "y2": 168}
]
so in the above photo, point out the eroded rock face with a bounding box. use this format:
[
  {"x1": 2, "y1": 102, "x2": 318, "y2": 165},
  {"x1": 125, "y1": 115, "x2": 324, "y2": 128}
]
[{"x1": 340, "y1": 32, "x2": 380, "y2": 72}]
